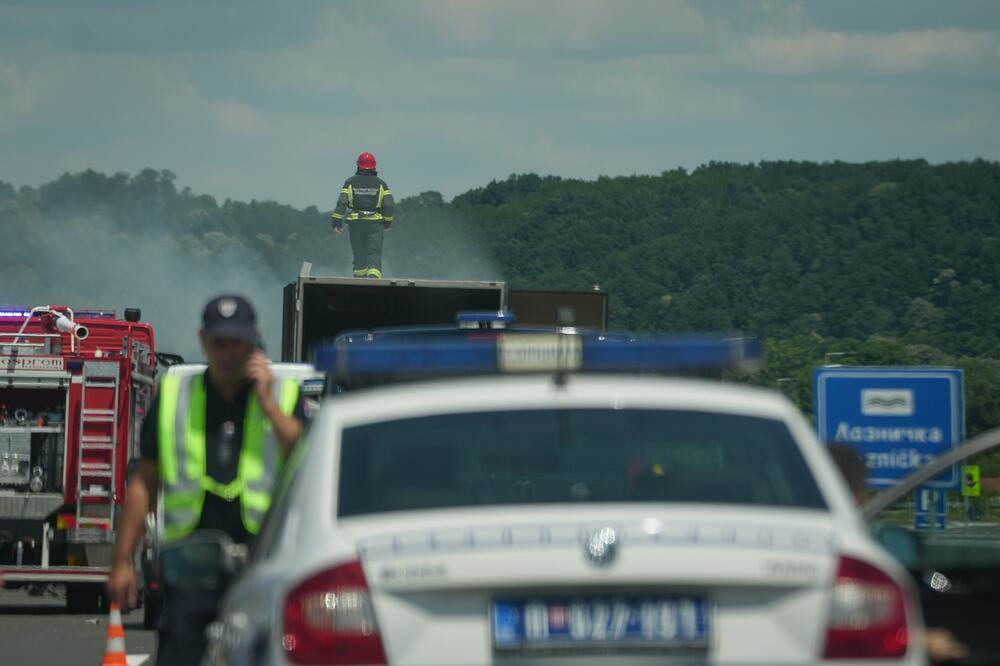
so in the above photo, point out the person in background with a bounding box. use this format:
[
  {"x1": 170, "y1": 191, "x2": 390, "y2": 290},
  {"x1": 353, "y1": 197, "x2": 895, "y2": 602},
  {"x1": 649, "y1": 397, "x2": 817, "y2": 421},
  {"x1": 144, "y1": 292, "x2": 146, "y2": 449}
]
[
  {"x1": 331, "y1": 151, "x2": 395, "y2": 279},
  {"x1": 828, "y1": 443, "x2": 869, "y2": 504}
]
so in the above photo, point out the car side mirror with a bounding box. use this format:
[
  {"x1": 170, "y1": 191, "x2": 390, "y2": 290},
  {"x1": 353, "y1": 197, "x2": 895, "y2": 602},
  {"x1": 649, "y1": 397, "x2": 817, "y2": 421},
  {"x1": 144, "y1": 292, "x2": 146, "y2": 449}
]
[
  {"x1": 158, "y1": 530, "x2": 248, "y2": 591},
  {"x1": 156, "y1": 352, "x2": 186, "y2": 367}
]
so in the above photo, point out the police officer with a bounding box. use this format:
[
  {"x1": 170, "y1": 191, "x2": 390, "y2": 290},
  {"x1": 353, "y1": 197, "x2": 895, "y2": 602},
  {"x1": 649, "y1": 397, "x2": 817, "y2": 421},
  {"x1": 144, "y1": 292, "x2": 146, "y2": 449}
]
[
  {"x1": 107, "y1": 295, "x2": 306, "y2": 665},
  {"x1": 331, "y1": 151, "x2": 395, "y2": 278}
]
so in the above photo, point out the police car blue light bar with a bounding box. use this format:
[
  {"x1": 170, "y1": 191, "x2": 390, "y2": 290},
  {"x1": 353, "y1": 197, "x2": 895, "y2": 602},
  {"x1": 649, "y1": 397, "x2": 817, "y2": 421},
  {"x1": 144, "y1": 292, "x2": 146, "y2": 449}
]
[{"x1": 315, "y1": 333, "x2": 761, "y2": 379}]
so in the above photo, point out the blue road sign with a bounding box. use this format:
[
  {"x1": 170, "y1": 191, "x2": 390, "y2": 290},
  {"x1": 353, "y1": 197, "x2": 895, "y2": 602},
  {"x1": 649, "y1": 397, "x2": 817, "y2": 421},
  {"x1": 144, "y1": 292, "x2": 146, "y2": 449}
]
[{"x1": 814, "y1": 367, "x2": 963, "y2": 489}]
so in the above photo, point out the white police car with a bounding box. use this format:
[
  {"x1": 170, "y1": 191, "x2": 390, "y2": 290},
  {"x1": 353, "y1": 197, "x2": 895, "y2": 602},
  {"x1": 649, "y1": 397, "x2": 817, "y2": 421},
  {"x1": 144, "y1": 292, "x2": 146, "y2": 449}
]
[{"x1": 204, "y1": 326, "x2": 925, "y2": 665}]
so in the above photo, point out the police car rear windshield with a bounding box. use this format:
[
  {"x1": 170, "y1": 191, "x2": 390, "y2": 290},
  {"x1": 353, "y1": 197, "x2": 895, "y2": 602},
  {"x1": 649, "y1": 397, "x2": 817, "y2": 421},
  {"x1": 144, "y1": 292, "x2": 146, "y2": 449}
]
[{"x1": 337, "y1": 409, "x2": 826, "y2": 517}]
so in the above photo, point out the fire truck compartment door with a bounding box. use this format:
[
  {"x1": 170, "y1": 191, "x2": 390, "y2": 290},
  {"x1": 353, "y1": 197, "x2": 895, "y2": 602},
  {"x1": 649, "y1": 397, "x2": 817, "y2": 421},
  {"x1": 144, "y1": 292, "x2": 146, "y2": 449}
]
[{"x1": 0, "y1": 431, "x2": 31, "y2": 485}]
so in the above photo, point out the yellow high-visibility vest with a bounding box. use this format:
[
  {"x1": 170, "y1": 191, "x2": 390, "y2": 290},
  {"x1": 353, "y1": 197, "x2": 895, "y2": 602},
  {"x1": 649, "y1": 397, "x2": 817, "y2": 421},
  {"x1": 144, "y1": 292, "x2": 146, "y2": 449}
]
[{"x1": 157, "y1": 369, "x2": 299, "y2": 542}]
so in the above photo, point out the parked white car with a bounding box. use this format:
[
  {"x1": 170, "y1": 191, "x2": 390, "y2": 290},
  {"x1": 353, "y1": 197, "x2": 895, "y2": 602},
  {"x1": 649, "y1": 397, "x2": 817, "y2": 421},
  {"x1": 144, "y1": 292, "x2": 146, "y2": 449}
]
[{"x1": 202, "y1": 334, "x2": 925, "y2": 665}]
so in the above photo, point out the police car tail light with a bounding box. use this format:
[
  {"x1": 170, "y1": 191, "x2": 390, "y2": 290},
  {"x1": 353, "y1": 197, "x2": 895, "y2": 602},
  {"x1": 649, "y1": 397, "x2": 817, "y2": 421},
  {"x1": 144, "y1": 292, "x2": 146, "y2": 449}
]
[
  {"x1": 282, "y1": 560, "x2": 387, "y2": 665},
  {"x1": 822, "y1": 555, "x2": 909, "y2": 659}
]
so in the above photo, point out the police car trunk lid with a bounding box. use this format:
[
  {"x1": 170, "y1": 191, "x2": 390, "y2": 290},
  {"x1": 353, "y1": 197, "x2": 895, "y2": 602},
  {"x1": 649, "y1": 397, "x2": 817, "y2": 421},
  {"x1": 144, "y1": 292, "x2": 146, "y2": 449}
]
[{"x1": 343, "y1": 504, "x2": 839, "y2": 665}]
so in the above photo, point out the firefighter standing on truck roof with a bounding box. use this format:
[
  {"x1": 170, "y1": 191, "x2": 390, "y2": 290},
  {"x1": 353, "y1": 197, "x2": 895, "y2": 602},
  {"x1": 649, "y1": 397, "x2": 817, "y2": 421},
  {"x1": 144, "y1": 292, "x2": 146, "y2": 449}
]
[
  {"x1": 331, "y1": 151, "x2": 395, "y2": 279},
  {"x1": 107, "y1": 295, "x2": 306, "y2": 666}
]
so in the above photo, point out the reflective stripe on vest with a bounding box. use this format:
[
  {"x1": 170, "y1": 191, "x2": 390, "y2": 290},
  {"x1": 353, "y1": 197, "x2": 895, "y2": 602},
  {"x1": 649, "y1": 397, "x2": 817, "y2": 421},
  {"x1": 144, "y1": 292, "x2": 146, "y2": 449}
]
[{"x1": 159, "y1": 370, "x2": 299, "y2": 542}]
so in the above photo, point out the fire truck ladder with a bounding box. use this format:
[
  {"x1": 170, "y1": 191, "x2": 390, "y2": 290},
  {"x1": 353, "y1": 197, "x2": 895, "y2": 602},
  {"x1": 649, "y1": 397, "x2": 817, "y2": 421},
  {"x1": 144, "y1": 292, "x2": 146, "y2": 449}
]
[{"x1": 74, "y1": 361, "x2": 121, "y2": 542}]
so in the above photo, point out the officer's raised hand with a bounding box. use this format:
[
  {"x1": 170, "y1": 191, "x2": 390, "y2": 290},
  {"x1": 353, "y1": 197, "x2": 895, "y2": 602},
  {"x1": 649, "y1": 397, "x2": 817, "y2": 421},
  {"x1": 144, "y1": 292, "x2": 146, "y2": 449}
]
[
  {"x1": 246, "y1": 350, "x2": 304, "y2": 455},
  {"x1": 246, "y1": 350, "x2": 273, "y2": 403}
]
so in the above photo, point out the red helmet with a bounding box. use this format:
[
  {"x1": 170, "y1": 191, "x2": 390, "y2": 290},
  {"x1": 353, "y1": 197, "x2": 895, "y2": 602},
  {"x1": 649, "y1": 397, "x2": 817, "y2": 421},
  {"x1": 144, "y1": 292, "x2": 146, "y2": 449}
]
[{"x1": 356, "y1": 152, "x2": 377, "y2": 170}]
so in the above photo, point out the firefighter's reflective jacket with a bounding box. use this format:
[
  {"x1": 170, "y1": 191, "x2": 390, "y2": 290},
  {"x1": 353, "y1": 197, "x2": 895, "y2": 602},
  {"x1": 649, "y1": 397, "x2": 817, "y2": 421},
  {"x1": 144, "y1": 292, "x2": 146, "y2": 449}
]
[{"x1": 331, "y1": 171, "x2": 394, "y2": 228}]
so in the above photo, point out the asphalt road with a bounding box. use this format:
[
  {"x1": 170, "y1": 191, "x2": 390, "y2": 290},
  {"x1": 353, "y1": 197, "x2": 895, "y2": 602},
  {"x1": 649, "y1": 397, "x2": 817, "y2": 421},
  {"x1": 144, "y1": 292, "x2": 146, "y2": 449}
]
[{"x1": 0, "y1": 586, "x2": 157, "y2": 665}]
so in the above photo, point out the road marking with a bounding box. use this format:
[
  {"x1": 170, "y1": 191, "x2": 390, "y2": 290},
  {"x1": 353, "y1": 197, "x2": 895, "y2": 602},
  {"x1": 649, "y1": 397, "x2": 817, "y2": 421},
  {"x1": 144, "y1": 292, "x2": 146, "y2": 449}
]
[{"x1": 126, "y1": 655, "x2": 149, "y2": 665}]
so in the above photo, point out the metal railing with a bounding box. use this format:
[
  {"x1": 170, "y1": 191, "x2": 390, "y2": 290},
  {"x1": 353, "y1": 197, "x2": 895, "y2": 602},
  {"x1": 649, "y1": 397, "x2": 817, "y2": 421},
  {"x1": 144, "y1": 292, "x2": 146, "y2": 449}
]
[{"x1": 6, "y1": 306, "x2": 83, "y2": 353}]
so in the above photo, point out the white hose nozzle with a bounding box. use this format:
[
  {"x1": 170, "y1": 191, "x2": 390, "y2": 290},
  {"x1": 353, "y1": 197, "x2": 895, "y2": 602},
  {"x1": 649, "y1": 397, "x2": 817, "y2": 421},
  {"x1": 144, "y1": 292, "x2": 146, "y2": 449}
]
[{"x1": 53, "y1": 313, "x2": 88, "y2": 340}]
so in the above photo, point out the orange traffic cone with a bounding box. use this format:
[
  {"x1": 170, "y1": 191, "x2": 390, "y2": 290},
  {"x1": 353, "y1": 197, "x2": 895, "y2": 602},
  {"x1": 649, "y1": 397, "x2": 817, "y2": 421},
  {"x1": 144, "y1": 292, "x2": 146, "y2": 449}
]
[{"x1": 100, "y1": 602, "x2": 127, "y2": 666}]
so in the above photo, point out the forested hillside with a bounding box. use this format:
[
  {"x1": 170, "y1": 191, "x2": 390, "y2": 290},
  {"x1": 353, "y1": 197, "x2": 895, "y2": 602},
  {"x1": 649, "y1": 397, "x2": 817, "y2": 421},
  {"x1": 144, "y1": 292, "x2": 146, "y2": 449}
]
[
  {"x1": 448, "y1": 160, "x2": 1000, "y2": 448},
  {"x1": 2, "y1": 160, "x2": 1000, "y2": 459}
]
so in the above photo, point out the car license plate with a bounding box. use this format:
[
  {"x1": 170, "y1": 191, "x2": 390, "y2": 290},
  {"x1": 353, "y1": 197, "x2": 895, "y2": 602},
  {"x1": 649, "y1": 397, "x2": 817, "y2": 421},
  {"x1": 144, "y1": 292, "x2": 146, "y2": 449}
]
[{"x1": 491, "y1": 596, "x2": 711, "y2": 650}]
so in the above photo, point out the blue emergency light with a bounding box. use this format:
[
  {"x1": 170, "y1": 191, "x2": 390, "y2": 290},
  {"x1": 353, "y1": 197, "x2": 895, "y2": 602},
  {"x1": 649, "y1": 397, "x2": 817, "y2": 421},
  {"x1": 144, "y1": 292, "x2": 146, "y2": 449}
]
[
  {"x1": 315, "y1": 333, "x2": 761, "y2": 381},
  {"x1": 0, "y1": 308, "x2": 115, "y2": 319}
]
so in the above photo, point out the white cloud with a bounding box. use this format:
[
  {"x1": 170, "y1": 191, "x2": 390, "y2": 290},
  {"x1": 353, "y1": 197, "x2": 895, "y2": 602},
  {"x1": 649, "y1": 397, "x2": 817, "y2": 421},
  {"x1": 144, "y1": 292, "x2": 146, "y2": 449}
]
[
  {"x1": 418, "y1": 0, "x2": 708, "y2": 54},
  {"x1": 209, "y1": 99, "x2": 267, "y2": 134},
  {"x1": 318, "y1": 0, "x2": 712, "y2": 58},
  {"x1": 746, "y1": 29, "x2": 999, "y2": 75},
  {"x1": 0, "y1": 61, "x2": 36, "y2": 130}
]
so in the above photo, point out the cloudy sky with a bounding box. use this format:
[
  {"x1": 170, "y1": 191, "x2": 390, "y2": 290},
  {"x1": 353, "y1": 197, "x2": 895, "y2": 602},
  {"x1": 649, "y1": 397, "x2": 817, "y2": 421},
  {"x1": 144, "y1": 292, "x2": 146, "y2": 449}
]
[{"x1": 1, "y1": 0, "x2": 998, "y2": 207}]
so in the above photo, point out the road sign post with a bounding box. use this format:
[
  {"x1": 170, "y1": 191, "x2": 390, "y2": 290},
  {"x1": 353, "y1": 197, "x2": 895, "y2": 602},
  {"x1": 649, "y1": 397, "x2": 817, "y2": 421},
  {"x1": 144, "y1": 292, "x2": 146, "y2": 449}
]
[{"x1": 914, "y1": 488, "x2": 947, "y2": 529}]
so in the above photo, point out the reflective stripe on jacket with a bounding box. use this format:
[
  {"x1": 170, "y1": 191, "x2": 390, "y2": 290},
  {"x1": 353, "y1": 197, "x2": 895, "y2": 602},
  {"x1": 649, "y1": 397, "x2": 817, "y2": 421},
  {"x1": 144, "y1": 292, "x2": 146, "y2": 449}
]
[
  {"x1": 157, "y1": 369, "x2": 299, "y2": 543},
  {"x1": 331, "y1": 172, "x2": 394, "y2": 223}
]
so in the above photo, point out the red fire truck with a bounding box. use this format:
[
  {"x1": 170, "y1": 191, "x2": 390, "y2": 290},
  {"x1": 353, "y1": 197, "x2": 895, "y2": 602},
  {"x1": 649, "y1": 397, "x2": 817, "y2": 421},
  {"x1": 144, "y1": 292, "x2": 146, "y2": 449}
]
[{"x1": 0, "y1": 305, "x2": 157, "y2": 612}]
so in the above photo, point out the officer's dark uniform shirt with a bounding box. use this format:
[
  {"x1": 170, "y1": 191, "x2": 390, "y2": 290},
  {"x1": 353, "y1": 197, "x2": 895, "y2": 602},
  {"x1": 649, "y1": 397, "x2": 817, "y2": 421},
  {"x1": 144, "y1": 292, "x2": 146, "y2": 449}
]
[{"x1": 140, "y1": 371, "x2": 306, "y2": 544}]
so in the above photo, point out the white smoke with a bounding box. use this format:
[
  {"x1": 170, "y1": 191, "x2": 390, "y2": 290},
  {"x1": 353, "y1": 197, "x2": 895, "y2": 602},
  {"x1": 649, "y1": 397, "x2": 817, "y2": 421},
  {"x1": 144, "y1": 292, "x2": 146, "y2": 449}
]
[
  {"x1": 4, "y1": 211, "x2": 297, "y2": 361},
  {"x1": 2, "y1": 190, "x2": 503, "y2": 362}
]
